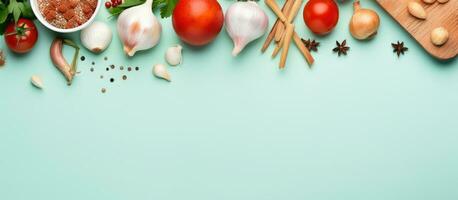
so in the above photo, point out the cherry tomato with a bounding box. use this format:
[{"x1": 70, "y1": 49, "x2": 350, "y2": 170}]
[
  {"x1": 105, "y1": 1, "x2": 112, "y2": 8},
  {"x1": 172, "y1": 0, "x2": 224, "y2": 46},
  {"x1": 303, "y1": 0, "x2": 339, "y2": 35},
  {"x1": 4, "y1": 19, "x2": 38, "y2": 54}
]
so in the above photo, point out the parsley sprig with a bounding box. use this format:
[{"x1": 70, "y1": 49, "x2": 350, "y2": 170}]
[{"x1": 108, "y1": 0, "x2": 178, "y2": 18}]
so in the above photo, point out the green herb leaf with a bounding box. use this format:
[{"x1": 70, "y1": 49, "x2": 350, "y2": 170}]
[
  {"x1": 0, "y1": 3, "x2": 8, "y2": 23},
  {"x1": 158, "y1": 0, "x2": 178, "y2": 18},
  {"x1": 108, "y1": 0, "x2": 177, "y2": 18}
]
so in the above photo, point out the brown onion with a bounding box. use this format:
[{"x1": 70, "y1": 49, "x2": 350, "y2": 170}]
[{"x1": 349, "y1": 0, "x2": 380, "y2": 40}]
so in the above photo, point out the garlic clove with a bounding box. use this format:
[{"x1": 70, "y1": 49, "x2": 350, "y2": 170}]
[
  {"x1": 153, "y1": 64, "x2": 171, "y2": 82},
  {"x1": 408, "y1": 2, "x2": 427, "y2": 19},
  {"x1": 431, "y1": 27, "x2": 449, "y2": 46},
  {"x1": 31, "y1": 75, "x2": 43, "y2": 89},
  {"x1": 165, "y1": 45, "x2": 183, "y2": 66},
  {"x1": 80, "y1": 21, "x2": 112, "y2": 53}
]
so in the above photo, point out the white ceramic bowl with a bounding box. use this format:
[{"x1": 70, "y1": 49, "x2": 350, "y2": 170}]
[{"x1": 30, "y1": 0, "x2": 102, "y2": 33}]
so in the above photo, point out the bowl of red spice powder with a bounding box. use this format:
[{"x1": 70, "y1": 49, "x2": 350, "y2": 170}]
[{"x1": 30, "y1": 0, "x2": 101, "y2": 33}]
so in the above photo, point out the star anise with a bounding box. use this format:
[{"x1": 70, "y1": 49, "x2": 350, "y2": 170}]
[
  {"x1": 301, "y1": 38, "x2": 320, "y2": 52},
  {"x1": 392, "y1": 41, "x2": 408, "y2": 57},
  {"x1": 333, "y1": 40, "x2": 350, "y2": 56}
]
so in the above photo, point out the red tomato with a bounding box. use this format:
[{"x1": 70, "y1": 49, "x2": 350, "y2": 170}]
[
  {"x1": 4, "y1": 19, "x2": 38, "y2": 54},
  {"x1": 172, "y1": 0, "x2": 224, "y2": 46},
  {"x1": 303, "y1": 0, "x2": 339, "y2": 35}
]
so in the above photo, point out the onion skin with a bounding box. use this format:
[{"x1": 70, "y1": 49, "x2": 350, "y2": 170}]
[{"x1": 349, "y1": 0, "x2": 380, "y2": 40}]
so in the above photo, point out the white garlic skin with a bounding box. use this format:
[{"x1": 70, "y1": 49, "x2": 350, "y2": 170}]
[
  {"x1": 31, "y1": 75, "x2": 43, "y2": 89},
  {"x1": 117, "y1": 0, "x2": 162, "y2": 57},
  {"x1": 165, "y1": 45, "x2": 183, "y2": 66},
  {"x1": 81, "y1": 21, "x2": 113, "y2": 53},
  {"x1": 153, "y1": 64, "x2": 171, "y2": 82},
  {"x1": 225, "y1": 1, "x2": 269, "y2": 56}
]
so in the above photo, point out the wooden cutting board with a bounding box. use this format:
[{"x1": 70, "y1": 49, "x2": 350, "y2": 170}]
[{"x1": 376, "y1": 0, "x2": 457, "y2": 60}]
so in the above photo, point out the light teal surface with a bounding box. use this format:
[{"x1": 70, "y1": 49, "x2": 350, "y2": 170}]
[{"x1": 1, "y1": 1, "x2": 457, "y2": 199}]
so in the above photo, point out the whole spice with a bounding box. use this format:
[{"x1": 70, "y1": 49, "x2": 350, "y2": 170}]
[
  {"x1": 225, "y1": 1, "x2": 269, "y2": 56},
  {"x1": 50, "y1": 38, "x2": 80, "y2": 85},
  {"x1": 80, "y1": 21, "x2": 113, "y2": 53},
  {"x1": 333, "y1": 40, "x2": 350, "y2": 56},
  {"x1": 301, "y1": 38, "x2": 319, "y2": 52},
  {"x1": 165, "y1": 45, "x2": 183, "y2": 66},
  {"x1": 408, "y1": 1, "x2": 427, "y2": 19},
  {"x1": 392, "y1": 41, "x2": 408, "y2": 57},
  {"x1": 430, "y1": 27, "x2": 449, "y2": 46},
  {"x1": 349, "y1": 0, "x2": 380, "y2": 40},
  {"x1": 117, "y1": 0, "x2": 162, "y2": 56},
  {"x1": 153, "y1": 64, "x2": 171, "y2": 81},
  {"x1": 31, "y1": 75, "x2": 44, "y2": 89}
]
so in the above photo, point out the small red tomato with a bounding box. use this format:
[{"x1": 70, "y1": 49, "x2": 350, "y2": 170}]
[
  {"x1": 105, "y1": 1, "x2": 112, "y2": 8},
  {"x1": 4, "y1": 18, "x2": 38, "y2": 54},
  {"x1": 303, "y1": 0, "x2": 339, "y2": 35},
  {"x1": 110, "y1": 0, "x2": 116, "y2": 3},
  {"x1": 112, "y1": 1, "x2": 118, "y2": 7},
  {"x1": 117, "y1": 0, "x2": 122, "y2": 5},
  {"x1": 172, "y1": 0, "x2": 224, "y2": 46}
]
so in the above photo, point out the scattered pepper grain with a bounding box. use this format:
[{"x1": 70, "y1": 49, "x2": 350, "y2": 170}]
[
  {"x1": 80, "y1": 56, "x2": 85, "y2": 61},
  {"x1": 135, "y1": 66, "x2": 139, "y2": 71},
  {"x1": 128, "y1": 67, "x2": 132, "y2": 71},
  {"x1": 101, "y1": 88, "x2": 106, "y2": 93},
  {"x1": 122, "y1": 75, "x2": 127, "y2": 80},
  {"x1": 110, "y1": 78, "x2": 114, "y2": 83}
]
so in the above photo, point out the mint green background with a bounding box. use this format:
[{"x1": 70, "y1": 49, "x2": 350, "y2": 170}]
[{"x1": 1, "y1": 1, "x2": 457, "y2": 199}]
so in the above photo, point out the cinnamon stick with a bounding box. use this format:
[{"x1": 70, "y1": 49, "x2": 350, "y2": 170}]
[
  {"x1": 271, "y1": 0, "x2": 304, "y2": 58},
  {"x1": 265, "y1": 0, "x2": 287, "y2": 22},
  {"x1": 280, "y1": 23, "x2": 294, "y2": 69},
  {"x1": 261, "y1": 0, "x2": 293, "y2": 52},
  {"x1": 274, "y1": 0, "x2": 295, "y2": 42},
  {"x1": 293, "y1": 32, "x2": 314, "y2": 65}
]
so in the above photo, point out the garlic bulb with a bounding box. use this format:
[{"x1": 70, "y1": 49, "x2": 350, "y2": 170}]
[
  {"x1": 81, "y1": 21, "x2": 112, "y2": 53},
  {"x1": 117, "y1": 0, "x2": 162, "y2": 56},
  {"x1": 165, "y1": 45, "x2": 183, "y2": 66},
  {"x1": 153, "y1": 64, "x2": 171, "y2": 81},
  {"x1": 225, "y1": 1, "x2": 268, "y2": 56}
]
